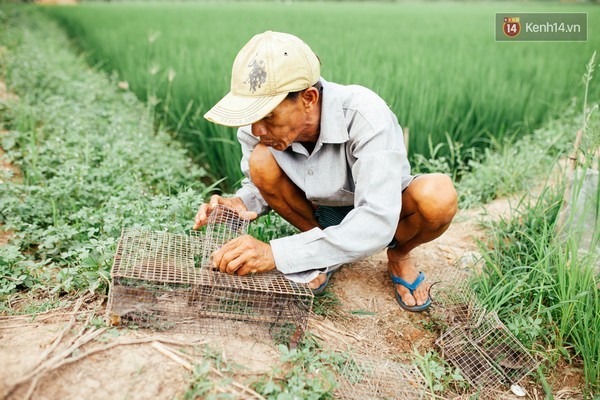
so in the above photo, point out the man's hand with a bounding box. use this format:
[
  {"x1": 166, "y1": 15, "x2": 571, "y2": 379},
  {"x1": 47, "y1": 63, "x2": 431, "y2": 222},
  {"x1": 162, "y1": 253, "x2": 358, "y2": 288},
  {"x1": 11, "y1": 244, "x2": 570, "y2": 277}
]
[
  {"x1": 193, "y1": 195, "x2": 258, "y2": 230},
  {"x1": 212, "y1": 235, "x2": 276, "y2": 276}
]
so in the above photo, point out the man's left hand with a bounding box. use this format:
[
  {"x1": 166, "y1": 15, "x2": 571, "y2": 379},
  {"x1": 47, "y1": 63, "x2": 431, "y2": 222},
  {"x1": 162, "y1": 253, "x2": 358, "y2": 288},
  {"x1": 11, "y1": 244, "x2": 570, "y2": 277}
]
[{"x1": 212, "y1": 235, "x2": 276, "y2": 276}]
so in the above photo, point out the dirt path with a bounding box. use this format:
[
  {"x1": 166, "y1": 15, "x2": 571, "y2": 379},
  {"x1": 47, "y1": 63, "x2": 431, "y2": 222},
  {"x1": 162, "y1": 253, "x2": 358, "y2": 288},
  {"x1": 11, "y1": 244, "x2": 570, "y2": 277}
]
[{"x1": 0, "y1": 318, "x2": 279, "y2": 399}]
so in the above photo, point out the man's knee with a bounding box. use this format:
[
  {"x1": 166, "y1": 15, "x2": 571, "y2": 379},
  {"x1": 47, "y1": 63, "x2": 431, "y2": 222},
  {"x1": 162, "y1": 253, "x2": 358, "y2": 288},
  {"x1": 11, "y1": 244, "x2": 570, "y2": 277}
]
[
  {"x1": 249, "y1": 144, "x2": 281, "y2": 194},
  {"x1": 413, "y1": 173, "x2": 458, "y2": 227}
]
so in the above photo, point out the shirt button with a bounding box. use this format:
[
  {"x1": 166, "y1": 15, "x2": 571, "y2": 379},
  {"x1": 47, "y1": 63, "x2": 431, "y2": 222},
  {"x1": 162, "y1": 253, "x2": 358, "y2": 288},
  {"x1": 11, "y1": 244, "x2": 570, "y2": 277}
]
[{"x1": 307, "y1": 169, "x2": 314, "y2": 176}]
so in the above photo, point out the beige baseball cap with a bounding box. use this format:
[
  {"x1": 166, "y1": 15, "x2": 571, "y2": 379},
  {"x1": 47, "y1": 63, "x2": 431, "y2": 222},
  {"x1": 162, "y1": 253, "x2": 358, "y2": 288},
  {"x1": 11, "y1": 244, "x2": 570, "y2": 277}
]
[{"x1": 204, "y1": 31, "x2": 321, "y2": 127}]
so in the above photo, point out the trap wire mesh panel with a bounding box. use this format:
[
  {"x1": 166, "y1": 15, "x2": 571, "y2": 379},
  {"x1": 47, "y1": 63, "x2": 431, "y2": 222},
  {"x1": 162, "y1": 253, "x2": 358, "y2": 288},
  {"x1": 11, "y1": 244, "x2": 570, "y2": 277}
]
[
  {"x1": 432, "y1": 271, "x2": 539, "y2": 392},
  {"x1": 106, "y1": 205, "x2": 313, "y2": 340},
  {"x1": 110, "y1": 229, "x2": 208, "y2": 285},
  {"x1": 335, "y1": 356, "x2": 426, "y2": 400},
  {"x1": 429, "y1": 269, "x2": 486, "y2": 328},
  {"x1": 200, "y1": 205, "x2": 248, "y2": 268},
  {"x1": 468, "y1": 312, "x2": 539, "y2": 386},
  {"x1": 436, "y1": 325, "x2": 507, "y2": 391}
]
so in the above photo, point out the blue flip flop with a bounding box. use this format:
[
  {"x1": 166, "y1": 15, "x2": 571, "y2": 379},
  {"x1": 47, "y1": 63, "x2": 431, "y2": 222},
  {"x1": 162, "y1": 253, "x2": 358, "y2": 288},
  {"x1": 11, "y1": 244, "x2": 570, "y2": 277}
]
[
  {"x1": 312, "y1": 271, "x2": 333, "y2": 296},
  {"x1": 389, "y1": 271, "x2": 432, "y2": 312}
]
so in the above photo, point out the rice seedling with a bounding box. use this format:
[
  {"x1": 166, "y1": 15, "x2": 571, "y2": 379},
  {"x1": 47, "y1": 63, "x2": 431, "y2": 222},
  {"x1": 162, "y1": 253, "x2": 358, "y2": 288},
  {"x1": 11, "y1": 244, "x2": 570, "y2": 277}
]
[{"x1": 41, "y1": 2, "x2": 600, "y2": 190}]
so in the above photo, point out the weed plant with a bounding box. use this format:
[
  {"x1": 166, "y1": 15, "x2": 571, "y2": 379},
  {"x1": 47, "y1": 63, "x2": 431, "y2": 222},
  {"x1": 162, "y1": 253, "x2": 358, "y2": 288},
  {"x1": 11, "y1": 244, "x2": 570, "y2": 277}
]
[
  {"x1": 41, "y1": 2, "x2": 600, "y2": 190},
  {"x1": 252, "y1": 338, "x2": 347, "y2": 399},
  {"x1": 413, "y1": 349, "x2": 467, "y2": 395}
]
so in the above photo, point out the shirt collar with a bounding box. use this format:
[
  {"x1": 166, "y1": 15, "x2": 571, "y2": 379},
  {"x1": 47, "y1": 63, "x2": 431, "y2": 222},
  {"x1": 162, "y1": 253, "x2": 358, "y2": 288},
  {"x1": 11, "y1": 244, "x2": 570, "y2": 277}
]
[{"x1": 318, "y1": 78, "x2": 350, "y2": 144}]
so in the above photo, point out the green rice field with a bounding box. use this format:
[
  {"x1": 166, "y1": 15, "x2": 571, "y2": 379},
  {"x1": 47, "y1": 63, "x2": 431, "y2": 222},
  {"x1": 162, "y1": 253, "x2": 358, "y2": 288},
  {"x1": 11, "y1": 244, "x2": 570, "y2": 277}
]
[{"x1": 42, "y1": 2, "x2": 600, "y2": 188}]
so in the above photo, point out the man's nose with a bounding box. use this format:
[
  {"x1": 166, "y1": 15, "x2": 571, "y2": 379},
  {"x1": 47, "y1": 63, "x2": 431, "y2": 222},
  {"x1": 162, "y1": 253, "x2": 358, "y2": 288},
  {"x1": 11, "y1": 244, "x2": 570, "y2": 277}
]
[{"x1": 252, "y1": 122, "x2": 267, "y2": 137}]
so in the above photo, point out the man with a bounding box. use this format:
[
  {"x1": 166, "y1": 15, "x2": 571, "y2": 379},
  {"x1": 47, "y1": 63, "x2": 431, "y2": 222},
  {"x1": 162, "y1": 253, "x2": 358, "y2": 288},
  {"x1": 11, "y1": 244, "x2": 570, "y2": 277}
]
[{"x1": 194, "y1": 31, "x2": 457, "y2": 312}]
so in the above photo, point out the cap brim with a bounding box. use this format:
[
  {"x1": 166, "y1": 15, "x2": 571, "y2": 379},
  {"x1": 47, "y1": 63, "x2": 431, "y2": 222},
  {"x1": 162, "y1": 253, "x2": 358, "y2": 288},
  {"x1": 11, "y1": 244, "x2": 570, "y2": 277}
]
[{"x1": 204, "y1": 92, "x2": 288, "y2": 127}]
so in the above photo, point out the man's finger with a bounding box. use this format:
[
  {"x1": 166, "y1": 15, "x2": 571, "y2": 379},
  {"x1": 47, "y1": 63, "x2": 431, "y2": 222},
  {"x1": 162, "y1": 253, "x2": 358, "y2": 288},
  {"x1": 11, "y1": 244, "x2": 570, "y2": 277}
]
[
  {"x1": 239, "y1": 211, "x2": 258, "y2": 221},
  {"x1": 225, "y1": 255, "x2": 245, "y2": 275},
  {"x1": 212, "y1": 240, "x2": 234, "y2": 270},
  {"x1": 236, "y1": 264, "x2": 257, "y2": 276},
  {"x1": 193, "y1": 203, "x2": 210, "y2": 229},
  {"x1": 209, "y1": 194, "x2": 222, "y2": 209},
  {"x1": 214, "y1": 247, "x2": 230, "y2": 273},
  {"x1": 214, "y1": 241, "x2": 243, "y2": 273},
  {"x1": 212, "y1": 247, "x2": 223, "y2": 270}
]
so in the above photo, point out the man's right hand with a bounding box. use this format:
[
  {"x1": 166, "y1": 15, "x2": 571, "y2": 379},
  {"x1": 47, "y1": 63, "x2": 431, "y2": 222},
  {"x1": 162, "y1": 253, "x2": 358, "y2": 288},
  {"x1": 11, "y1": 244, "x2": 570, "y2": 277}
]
[{"x1": 193, "y1": 195, "x2": 258, "y2": 230}]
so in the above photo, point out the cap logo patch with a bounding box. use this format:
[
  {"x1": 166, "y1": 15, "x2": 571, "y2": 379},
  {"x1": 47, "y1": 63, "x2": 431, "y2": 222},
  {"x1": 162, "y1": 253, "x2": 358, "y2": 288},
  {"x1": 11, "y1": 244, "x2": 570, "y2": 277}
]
[{"x1": 245, "y1": 54, "x2": 267, "y2": 93}]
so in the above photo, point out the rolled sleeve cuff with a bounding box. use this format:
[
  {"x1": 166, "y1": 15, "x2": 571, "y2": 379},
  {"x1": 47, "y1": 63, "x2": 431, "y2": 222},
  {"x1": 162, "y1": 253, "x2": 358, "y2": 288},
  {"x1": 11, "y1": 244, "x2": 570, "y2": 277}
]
[{"x1": 270, "y1": 228, "x2": 326, "y2": 274}]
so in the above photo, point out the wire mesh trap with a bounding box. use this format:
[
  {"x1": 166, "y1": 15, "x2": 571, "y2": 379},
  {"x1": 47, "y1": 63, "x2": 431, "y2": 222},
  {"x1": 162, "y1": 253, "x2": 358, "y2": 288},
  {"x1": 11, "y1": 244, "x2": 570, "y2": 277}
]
[
  {"x1": 106, "y1": 206, "x2": 314, "y2": 342},
  {"x1": 429, "y1": 269, "x2": 486, "y2": 328},
  {"x1": 432, "y1": 272, "x2": 539, "y2": 393},
  {"x1": 334, "y1": 356, "x2": 426, "y2": 400}
]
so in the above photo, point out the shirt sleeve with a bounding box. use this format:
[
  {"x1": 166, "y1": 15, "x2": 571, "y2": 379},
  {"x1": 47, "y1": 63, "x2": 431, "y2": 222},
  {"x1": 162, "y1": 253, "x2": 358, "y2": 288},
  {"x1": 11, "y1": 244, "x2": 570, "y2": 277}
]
[
  {"x1": 270, "y1": 108, "x2": 406, "y2": 274},
  {"x1": 234, "y1": 126, "x2": 271, "y2": 216}
]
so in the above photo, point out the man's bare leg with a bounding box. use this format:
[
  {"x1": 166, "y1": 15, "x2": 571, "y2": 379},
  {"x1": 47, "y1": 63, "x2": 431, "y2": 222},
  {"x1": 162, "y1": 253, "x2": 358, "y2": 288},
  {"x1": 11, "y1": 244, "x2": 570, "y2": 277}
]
[
  {"x1": 388, "y1": 174, "x2": 458, "y2": 307},
  {"x1": 249, "y1": 144, "x2": 327, "y2": 289}
]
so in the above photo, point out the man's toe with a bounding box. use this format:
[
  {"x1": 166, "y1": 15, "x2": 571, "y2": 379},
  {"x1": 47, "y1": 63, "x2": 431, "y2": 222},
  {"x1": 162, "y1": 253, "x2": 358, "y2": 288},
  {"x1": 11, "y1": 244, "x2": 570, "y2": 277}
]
[
  {"x1": 413, "y1": 285, "x2": 430, "y2": 306},
  {"x1": 396, "y1": 286, "x2": 417, "y2": 306}
]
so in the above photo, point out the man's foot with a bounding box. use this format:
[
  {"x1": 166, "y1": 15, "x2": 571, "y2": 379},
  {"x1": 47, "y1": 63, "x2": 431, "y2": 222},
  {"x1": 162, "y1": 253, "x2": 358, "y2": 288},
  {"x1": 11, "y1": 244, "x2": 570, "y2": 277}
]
[
  {"x1": 308, "y1": 273, "x2": 328, "y2": 290},
  {"x1": 387, "y1": 253, "x2": 430, "y2": 307}
]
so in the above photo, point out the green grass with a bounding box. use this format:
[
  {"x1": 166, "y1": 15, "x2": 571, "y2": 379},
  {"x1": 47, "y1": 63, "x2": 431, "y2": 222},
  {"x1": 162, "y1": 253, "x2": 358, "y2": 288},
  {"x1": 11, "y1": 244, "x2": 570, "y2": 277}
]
[
  {"x1": 474, "y1": 186, "x2": 599, "y2": 395},
  {"x1": 41, "y1": 1, "x2": 600, "y2": 190},
  {"x1": 470, "y1": 55, "x2": 599, "y2": 395},
  {"x1": 471, "y1": 174, "x2": 599, "y2": 395}
]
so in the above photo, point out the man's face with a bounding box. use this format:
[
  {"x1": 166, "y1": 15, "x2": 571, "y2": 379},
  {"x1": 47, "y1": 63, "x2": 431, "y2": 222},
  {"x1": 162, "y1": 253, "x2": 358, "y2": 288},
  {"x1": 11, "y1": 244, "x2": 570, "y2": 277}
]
[{"x1": 251, "y1": 98, "x2": 307, "y2": 151}]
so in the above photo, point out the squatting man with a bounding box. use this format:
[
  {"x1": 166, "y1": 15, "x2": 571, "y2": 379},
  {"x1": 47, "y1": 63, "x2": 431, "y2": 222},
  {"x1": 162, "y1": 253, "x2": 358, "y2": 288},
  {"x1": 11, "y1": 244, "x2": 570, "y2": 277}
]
[{"x1": 193, "y1": 31, "x2": 457, "y2": 312}]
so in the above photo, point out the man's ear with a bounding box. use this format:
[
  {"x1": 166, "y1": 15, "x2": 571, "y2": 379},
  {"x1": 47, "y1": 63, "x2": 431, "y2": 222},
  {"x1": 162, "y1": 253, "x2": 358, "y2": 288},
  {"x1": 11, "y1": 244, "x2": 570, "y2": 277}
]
[{"x1": 301, "y1": 87, "x2": 320, "y2": 109}]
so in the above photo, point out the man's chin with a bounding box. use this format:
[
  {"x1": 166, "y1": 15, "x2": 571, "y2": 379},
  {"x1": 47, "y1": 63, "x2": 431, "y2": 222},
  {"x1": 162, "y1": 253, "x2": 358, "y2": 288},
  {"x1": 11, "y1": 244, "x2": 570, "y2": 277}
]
[
  {"x1": 260, "y1": 140, "x2": 288, "y2": 151},
  {"x1": 272, "y1": 143, "x2": 288, "y2": 151}
]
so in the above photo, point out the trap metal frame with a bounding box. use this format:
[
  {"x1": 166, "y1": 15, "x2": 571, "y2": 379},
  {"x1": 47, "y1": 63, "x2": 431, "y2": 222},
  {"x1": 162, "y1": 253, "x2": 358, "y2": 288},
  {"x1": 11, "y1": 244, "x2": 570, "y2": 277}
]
[
  {"x1": 432, "y1": 271, "x2": 540, "y2": 393},
  {"x1": 106, "y1": 206, "x2": 314, "y2": 342},
  {"x1": 335, "y1": 355, "x2": 426, "y2": 400}
]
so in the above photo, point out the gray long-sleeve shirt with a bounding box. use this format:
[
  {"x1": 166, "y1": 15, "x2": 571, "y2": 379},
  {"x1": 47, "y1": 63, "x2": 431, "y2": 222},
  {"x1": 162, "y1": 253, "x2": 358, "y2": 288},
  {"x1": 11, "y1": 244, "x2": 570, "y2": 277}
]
[{"x1": 235, "y1": 78, "x2": 411, "y2": 276}]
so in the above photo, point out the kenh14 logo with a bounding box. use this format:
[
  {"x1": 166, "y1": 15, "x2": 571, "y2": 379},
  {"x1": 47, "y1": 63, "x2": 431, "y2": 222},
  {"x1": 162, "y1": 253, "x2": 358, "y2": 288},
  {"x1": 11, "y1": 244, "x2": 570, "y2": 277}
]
[{"x1": 503, "y1": 17, "x2": 521, "y2": 37}]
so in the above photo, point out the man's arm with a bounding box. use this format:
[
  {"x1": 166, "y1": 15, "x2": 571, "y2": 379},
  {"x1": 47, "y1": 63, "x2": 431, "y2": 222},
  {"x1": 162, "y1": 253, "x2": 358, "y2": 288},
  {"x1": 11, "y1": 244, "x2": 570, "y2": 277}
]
[{"x1": 234, "y1": 126, "x2": 271, "y2": 215}]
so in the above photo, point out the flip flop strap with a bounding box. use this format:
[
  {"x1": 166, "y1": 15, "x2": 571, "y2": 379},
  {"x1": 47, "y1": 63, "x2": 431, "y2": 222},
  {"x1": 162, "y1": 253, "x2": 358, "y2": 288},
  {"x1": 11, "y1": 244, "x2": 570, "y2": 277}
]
[{"x1": 389, "y1": 271, "x2": 425, "y2": 292}]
